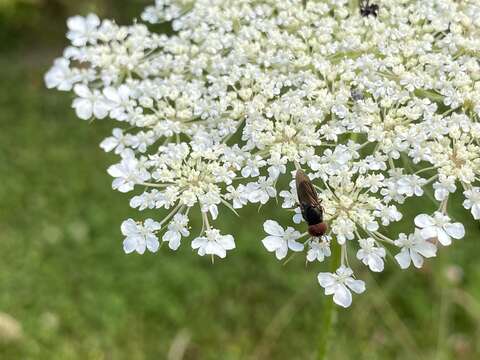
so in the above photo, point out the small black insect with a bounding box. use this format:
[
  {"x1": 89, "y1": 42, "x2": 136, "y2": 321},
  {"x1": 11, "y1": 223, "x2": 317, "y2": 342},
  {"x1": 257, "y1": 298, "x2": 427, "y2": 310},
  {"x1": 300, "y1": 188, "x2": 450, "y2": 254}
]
[
  {"x1": 360, "y1": 0, "x2": 379, "y2": 17},
  {"x1": 351, "y1": 87, "x2": 364, "y2": 101},
  {"x1": 296, "y1": 169, "x2": 328, "y2": 237}
]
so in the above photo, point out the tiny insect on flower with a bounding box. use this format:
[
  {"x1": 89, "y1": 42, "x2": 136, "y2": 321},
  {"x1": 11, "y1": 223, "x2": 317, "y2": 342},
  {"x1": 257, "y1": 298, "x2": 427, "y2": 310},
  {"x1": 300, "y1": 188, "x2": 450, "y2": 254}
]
[
  {"x1": 359, "y1": 0, "x2": 379, "y2": 17},
  {"x1": 295, "y1": 169, "x2": 328, "y2": 238}
]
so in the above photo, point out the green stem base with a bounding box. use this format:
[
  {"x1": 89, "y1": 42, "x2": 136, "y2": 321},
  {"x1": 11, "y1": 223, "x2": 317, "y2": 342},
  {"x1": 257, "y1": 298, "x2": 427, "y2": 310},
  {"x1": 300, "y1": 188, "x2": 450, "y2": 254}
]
[{"x1": 316, "y1": 241, "x2": 341, "y2": 360}]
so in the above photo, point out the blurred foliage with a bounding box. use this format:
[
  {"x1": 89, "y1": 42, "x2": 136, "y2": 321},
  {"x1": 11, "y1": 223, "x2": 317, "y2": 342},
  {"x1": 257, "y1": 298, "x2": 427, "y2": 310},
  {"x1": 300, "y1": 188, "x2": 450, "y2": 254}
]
[
  {"x1": 0, "y1": 0, "x2": 150, "y2": 52},
  {"x1": 1, "y1": 1, "x2": 480, "y2": 359}
]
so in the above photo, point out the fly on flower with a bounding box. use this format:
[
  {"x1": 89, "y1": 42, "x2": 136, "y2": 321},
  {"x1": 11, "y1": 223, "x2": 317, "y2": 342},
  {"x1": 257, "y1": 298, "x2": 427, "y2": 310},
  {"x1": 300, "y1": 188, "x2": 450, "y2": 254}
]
[
  {"x1": 359, "y1": 0, "x2": 379, "y2": 17},
  {"x1": 295, "y1": 169, "x2": 328, "y2": 238}
]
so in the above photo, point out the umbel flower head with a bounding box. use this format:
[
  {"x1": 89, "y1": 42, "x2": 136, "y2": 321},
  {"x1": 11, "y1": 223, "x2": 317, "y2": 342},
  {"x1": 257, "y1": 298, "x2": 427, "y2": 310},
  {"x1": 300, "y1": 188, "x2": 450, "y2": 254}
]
[{"x1": 46, "y1": 0, "x2": 480, "y2": 307}]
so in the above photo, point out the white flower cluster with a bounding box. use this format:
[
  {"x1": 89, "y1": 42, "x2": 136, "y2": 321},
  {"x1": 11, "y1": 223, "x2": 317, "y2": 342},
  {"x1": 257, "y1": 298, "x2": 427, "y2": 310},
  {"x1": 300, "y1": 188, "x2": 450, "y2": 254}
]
[{"x1": 46, "y1": 0, "x2": 480, "y2": 307}]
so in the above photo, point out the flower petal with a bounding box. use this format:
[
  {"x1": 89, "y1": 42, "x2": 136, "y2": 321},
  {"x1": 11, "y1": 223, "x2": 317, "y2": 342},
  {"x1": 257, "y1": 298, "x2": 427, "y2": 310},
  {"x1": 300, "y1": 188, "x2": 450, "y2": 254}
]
[
  {"x1": 410, "y1": 250, "x2": 424, "y2": 268},
  {"x1": 100, "y1": 137, "x2": 118, "y2": 152},
  {"x1": 345, "y1": 278, "x2": 366, "y2": 294},
  {"x1": 414, "y1": 241, "x2": 437, "y2": 258},
  {"x1": 471, "y1": 204, "x2": 480, "y2": 220},
  {"x1": 287, "y1": 239, "x2": 304, "y2": 252},
  {"x1": 107, "y1": 164, "x2": 124, "y2": 178},
  {"x1": 93, "y1": 99, "x2": 110, "y2": 119},
  {"x1": 191, "y1": 237, "x2": 207, "y2": 250},
  {"x1": 144, "y1": 219, "x2": 161, "y2": 231},
  {"x1": 146, "y1": 236, "x2": 159, "y2": 253},
  {"x1": 263, "y1": 220, "x2": 284, "y2": 236},
  {"x1": 135, "y1": 241, "x2": 146, "y2": 255},
  {"x1": 73, "y1": 84, "x2": 91, "y2": 97},
  {"x1": 103, "y1": 87, "x2": 120, "y2": 103},
  {"x1": 123, "y1": 237, "x2": 136, "y2": 254},
  {"x1": 262, "y1": 236, "x2": 283, "y2": 252},
  {"x1": 414, "y1": 214, "x2": 434, "y2": 228},
  {"x1": 205, "y1": 241, "x2": 226, "y2": 258},
  {"x1": 275, "y1": 243, "x2": 288, "y2": 260},
  {"x1": 120, "y1": 219, "x2": 137, "y2": 236},
  {"x1": 333, "y1": 284, "x2": 352, "y2": 308},
  {"x1": 395, "y1": 249, "x2": 411, "y2": 269},
  {"x1": 217, "y1": 234, "x2": 235, "y2": 250},
  {"x1": 67, "y1": 16, "x2": 86, "y2": 32},
  {"x1": 368, "y1": 254, "x2": 384, "y2": 272},
  {"x1": 444, "y1": 222, "x2": 465, "y2": 240},
  {"x1": 317, "y1": 272, "x2": 336, "y2": 288},
  {"x1": 73, "y1": 98, "x2": 93, "y2": 120},
  {"x1": 420, "y1": 227, "x2": 437, "y2": 241},
  {"x1": 307, "y1": 250, "x2": 317, "y2": 262},
  {"x1": 435, "y1": 228, "x2": 451, "y2": 246},
  {"x1": 163, "y1": 230, "x2": 180, "y2": 245}
]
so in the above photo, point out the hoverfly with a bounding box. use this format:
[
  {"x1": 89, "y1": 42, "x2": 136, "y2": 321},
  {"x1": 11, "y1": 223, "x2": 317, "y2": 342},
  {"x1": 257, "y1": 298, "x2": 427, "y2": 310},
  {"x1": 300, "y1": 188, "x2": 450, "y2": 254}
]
[
  {"x1": 360, "y1": 0, "x2": 379, "y2": 17},
  {"x1": 295, "y1": 169, "x2": 328, "y2": 237}
]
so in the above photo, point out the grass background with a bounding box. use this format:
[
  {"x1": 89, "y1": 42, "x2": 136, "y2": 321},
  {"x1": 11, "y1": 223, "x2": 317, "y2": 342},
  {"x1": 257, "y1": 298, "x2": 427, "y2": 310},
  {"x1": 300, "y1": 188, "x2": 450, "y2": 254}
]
[{"x1": 0, "y1": 1, "x2": 480, "y2": 359}]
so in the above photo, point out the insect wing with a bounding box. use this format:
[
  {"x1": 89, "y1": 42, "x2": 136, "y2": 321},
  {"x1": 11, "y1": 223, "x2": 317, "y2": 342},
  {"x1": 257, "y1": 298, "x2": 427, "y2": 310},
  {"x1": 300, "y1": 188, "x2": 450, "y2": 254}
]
[{"x1": 295, "y1": 170, "x2": 321, "y2": 207}]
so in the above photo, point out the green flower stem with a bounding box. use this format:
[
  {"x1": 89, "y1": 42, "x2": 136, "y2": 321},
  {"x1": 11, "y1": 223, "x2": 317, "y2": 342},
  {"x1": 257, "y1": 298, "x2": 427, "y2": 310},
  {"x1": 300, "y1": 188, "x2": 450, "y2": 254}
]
[{"x1": 317, "y1": 241, "x2": 341, "y2": 360}]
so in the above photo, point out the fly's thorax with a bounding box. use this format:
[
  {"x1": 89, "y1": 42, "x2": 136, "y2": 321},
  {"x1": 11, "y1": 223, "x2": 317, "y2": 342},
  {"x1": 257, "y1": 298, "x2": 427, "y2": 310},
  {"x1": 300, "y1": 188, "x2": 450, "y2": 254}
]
[{"x1": 302, "y1": 203, "x2": 323, "y2": 225}]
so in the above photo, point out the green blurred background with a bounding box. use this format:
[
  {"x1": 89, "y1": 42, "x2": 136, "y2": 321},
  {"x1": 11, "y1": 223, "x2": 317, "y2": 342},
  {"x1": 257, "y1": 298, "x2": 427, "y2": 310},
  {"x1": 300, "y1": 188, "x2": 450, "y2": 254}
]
[{"x1": 1, "y1": 1, "x2": 480, "y2": 359}]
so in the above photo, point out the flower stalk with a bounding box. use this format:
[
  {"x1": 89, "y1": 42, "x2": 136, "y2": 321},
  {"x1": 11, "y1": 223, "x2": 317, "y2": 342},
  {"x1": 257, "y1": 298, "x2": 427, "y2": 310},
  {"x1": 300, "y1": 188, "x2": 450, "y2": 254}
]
[{"x1": 317, "y1": 240, "x2": 341, "y2": 360}]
